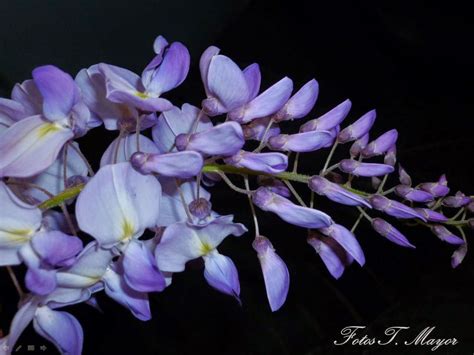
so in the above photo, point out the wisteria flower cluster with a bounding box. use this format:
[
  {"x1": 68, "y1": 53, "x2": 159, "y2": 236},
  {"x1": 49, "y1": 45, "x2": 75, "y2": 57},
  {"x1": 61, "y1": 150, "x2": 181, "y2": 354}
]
[{"x1": 0, "y1": 35, "x2": 472, "y2": 354}]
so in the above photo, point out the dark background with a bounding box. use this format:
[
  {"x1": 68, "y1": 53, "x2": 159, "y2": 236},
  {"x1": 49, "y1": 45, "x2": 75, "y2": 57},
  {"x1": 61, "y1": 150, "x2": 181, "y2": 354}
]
[{"x1": 1, "y1": 0, "x2": 473, "y2": 354}]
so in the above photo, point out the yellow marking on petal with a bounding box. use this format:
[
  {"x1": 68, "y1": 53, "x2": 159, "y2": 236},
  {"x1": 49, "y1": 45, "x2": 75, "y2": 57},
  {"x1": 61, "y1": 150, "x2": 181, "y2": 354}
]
[
  {"x1": 200, "y1": 242, "x2": 214, "y2": 255},
  {"x1": 37, "y1": 122, "x2": 62, "y2": 139},
  {"x1": 0, "y1": 228, "x2": 35, "y2": 244},
  {"x1": 121, "y1": 219, "x2": 135, "y2": 241},
  {"x1": 135, "y1": 91, "x2": 149, "y2": 99}
]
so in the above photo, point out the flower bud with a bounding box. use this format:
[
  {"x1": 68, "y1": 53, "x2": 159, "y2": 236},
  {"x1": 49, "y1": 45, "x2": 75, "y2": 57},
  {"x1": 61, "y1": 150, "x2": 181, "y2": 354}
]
[
  {"x1": 419, "y1": 174, "x2": 450, "y2": 197},
  {"x1": 267, "y1": 130, "x2": 334, "y2": 152},
  {"x1": 189, "y1": 198, "x2": 212, "y2": 219},
  {"x1": 253, "y1": 187, "x2": 332, "y2": 229},
  {"x1": 398, "y1": 164, "x2": 412, "y2": 186},
  {"x1": 451, "y1": 244, "x2": 467, "y2": 268},
  {"x1": 369, "y1": 195, "x2": 426, "y2": 220},
  {"x1": 394, "y1": 185, "x2": 434, "y2": 203},
  {"x1": 384, "y1": 145, "x2": 397, "y2": 166},
  {"x1": 337, "y1": 109, "x2": 376, "y2": 143},
  {"x1": 371, "y1": 218, "x2": 415, "y2": 248},
  {"x1": 431, "y1": 225, "x2": 464, "y2": 245},
  {"x1": 318, "y1": 224, "x2": 365, "y2": 266},
  {"x1": 442, "y1": 191, "x2": 471, "y2": 208},
  {"x1": 307, "y1": 232, "x2": 350, "y2": 279},
  {"x1": 361, "y1": 129, "x2": 398, "y2": 158},
  {"x1": 252, "y1": 236, "x2": 290, "y2": 311},
  {"x1": 414, "y1": 208, "x2": 448, "y2": 223},
  {"x1": 308, "y1": 175, "x2": 371, "y2": 207},
  {"x1": 175, "y1": 122, "x2": 244, "y2": 157},
  {"x1": 131, "y1": 151, "x2": 203, "y2": 178},
  {"x1": 273, "y1": 79, "x2": 319, "y2": 122},
  {"x1": 338, "y1": 159, "x2": 394, "y2": 177},
  {"x1": 299, "y1": 99, "x2": 351, "y2": 132},
  {"x1": 257, "y1": 176, "x2": 291, "y2": 197},
  {"x1": 224, "y1": 150, "x2": 288, "y2": 174}
]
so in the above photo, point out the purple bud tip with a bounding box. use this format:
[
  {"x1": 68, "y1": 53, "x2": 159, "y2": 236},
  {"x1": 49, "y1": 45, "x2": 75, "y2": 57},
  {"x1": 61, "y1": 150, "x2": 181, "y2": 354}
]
[
  {"x1": 188, "y1": 198, "x2": 212, "y2": 219},
  {"x1": 338, "y1": 159, "x2": 358, "y2": 173},
  {"x1": 175, "y1": 133, "x2": 190, "y2": 151},
  {"x1": 308, "y1": 176, "x2": 330, "y2": 194},
  {"x1": 267, "y1": 135, "x2": 289, "y2": 150},
  {"x1": 65, "y1": 175, "x2": 89, "y2": 188},
  {"x1": 398, "y1": 164, "x2": 412, "y2": 186},
  {"x1": 442, "y1": 191, "x2": 471, "y2": 208},
  {"x1": 252, "y1": 236, "x2": 273, "y2": 255},
  {"x1": 252, "y1": 187, "x2": 274, "y2": 207},
  {"x1": 371, "y1": 218, "x2": 390, "y2": 236},
  {"x1": 130, "y1": 152, "x2": 151, "y2": 174}
]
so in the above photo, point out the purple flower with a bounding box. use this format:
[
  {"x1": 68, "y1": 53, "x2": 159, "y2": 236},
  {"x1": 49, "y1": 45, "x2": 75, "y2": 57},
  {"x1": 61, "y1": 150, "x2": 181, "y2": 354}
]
[
  {"x1": 384, "y1": 144, "x2": 397, "y2": 166},
  {"x1": 267, "y1": 130, "x2": 334, "y2": 152},
  {"x1": 257, "y1": 176, "x2": 291, "y2": 197},
  {"x1": 253, "y1": 187, "x2": 333, "y2": 228},
  {"x1": 99, "y1": 36, "x2": 190, "y2": 112},
  {"x1": 224, "y1": 150, "x2": 288, "y2": 174},
  {"x1": 318, "y1": 224, "x2": 365, "y2": 266},
  {"x1": 252, "y1": 236, "x2": 290, "y2": 311},
  {"x1": 76, "y1": 64, "x2": 156, "y2": 131},
  {"x1": 371, "y1": 218, "x2": 415, "y2": 248},
  {"x1": 369, "y1": 195, "x2": 426, "y2": 221},
  {"x1": 414, "y1": 208, "x2": 449, "y2": 223},
  {"x1": 155, "y1": 216, "x2": 247, "y2": 300},
  {"x1": 175, "y1": 121, "x2": 244, "y2": 157},
  {"x1": 300, "y1": 99, "x2": 351, "y2": 132},
  {"x1": 20, "y1": 230, "x2": 83, "y2": 295},
  {"x1": 308, "y1": 175, "x2": 371, "y2": 208},
  {"x1": 228, "y1": 77, "x2": 293, "y2": 123},
  {"x1": 418, "y1": 174, "x2": 450, "y2": 197},
  {"x1": 200, "y1": 46, "x2": 251, "y2": 115},
  {"x1": 451, "y1": 244, "x2": 467, "y2": 268},
  {"x1": 361, "y1": 129, "x2": 398, "y2": 158},
  {"x1": 131, "y1": 151, "x2": 204, "y2": 178},
  {"x1": 337, "y1": 110, "x2": 376, "y2": 143},
  {"x1": 307, "y1": 232, "x2": 353, "y2": 279},
  {"x1": 273, "y1": 79, "x2": 319, "y2": 122},
  {"x1": 152, "y1": 104, "x2": 213, "y2": 153},
  {"x1": 338, "y1": 159, "x2": 394, "y2": 177}
]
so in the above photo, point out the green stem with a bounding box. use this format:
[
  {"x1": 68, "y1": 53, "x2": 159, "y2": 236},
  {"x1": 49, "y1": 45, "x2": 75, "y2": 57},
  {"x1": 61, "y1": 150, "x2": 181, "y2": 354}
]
[{"x1": 38, "y1": 163, "x2": 371, "y2": 210}]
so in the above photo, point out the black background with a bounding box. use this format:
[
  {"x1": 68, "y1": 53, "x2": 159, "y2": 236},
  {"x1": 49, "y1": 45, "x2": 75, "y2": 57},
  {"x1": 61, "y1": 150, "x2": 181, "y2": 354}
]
[{"x1": 1, "y1": 0, "x2": 473, "y2": 354}]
